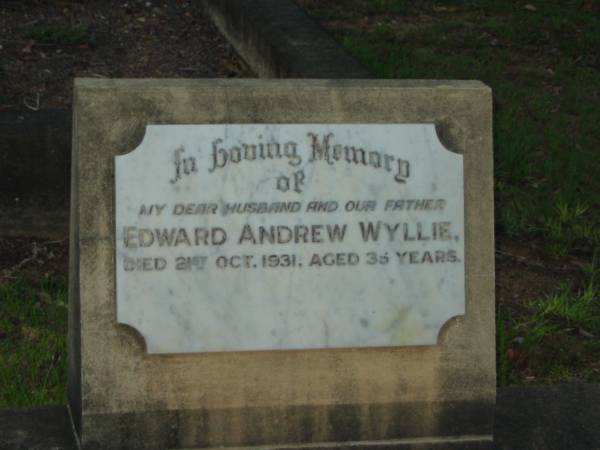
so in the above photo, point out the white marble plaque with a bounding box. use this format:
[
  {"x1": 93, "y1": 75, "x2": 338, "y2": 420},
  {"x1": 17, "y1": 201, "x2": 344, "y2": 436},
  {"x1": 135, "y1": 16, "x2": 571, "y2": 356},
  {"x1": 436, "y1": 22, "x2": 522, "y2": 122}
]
[{"x1": 115, "y1": 124, "x2": 464, "y2": 353}]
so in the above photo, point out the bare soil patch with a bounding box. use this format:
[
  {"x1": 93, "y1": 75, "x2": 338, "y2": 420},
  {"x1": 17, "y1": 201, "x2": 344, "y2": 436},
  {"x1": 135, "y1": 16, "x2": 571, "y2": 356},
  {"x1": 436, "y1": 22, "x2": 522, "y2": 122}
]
[
  {"x1": 0, "y1": 238, "x2": 68, "y2": 285},
  {"x1": 0, "y1": 0, "x2": 252, "y2": 109}
]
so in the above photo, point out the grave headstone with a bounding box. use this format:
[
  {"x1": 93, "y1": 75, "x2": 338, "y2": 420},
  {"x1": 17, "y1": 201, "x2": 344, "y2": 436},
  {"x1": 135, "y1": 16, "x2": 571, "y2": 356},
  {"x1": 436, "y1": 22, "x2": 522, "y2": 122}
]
[{"x1": 69, "y1": 78, "x2": 495, "y2": 449}]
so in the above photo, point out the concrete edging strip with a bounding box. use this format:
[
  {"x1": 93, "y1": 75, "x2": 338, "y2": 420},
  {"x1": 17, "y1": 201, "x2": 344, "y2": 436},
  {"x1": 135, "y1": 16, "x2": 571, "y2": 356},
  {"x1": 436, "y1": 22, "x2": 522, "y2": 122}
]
[
  {"x1": 0, "y1": 108, "x2": 71, "y2": 238},
  {"x1": 202, "y1": 0, "x2": 372, "y2": 78}
]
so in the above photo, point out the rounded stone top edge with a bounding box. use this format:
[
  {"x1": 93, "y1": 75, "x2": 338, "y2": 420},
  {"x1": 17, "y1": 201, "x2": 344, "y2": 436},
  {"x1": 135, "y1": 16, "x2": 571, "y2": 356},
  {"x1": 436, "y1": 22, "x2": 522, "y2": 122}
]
[{"x1": 73, "y1": 78, "x2": 490, "y2": 91}]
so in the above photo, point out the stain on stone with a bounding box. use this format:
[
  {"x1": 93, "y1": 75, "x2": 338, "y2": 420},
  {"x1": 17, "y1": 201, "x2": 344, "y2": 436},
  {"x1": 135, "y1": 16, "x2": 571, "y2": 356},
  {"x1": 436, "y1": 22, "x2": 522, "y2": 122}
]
[
  {"x1": 165, "y1": 409, "x2": 180, "y2": 448},
  {"x1": 297, "y1": 407, "x2": 315, "y2": 443},
  {"x1": 328, "y1": 404, "x2": 361, "y2": 442}
]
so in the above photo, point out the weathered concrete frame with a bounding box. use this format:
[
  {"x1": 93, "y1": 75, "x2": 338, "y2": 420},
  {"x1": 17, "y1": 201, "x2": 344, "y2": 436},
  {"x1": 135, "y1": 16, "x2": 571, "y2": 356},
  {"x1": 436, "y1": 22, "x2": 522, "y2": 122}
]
[{"x1": 69, "y1": 79, "x2": 495, "y2": 449}]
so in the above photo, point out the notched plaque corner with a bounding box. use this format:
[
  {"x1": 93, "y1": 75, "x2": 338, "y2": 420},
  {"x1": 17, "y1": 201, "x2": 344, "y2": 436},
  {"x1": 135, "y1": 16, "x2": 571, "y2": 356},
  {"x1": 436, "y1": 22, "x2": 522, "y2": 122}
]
[
  {"x1": 117, "y1": 321, "x2": 149, "y2": 353},
  {"x1": 434, "y1": 121, "x2": 465, "y2": 155},
  {"x1": 114, "y1": 124, "x2": 155, "y2": 159},
  {"x1": 436, "y1": 314, "x2": 465, "y2": 346}
]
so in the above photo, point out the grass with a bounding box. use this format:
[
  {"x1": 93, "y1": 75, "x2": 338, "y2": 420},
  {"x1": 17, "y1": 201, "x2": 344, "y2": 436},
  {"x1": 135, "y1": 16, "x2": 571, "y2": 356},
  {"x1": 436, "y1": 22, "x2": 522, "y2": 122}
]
[
  {"x1": 26, "y1": 23, "x2": 88, "y2": 46},
  {"x1": 496, "y1": 257, "x2": 600, "y2": 385},
  {"x1": 301, "y1": 0, "x2": 600, "y2": 258},
  {"x1": 0, "y1": 278, "x2": 68, "y2": 408}
]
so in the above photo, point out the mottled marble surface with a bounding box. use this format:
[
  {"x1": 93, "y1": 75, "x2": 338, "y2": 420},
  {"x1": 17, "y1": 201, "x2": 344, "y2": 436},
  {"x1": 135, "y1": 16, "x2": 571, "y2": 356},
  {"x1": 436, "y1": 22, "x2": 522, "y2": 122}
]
[{"x1": 115, "y1": 124, "x2": 464, "y2": 353}]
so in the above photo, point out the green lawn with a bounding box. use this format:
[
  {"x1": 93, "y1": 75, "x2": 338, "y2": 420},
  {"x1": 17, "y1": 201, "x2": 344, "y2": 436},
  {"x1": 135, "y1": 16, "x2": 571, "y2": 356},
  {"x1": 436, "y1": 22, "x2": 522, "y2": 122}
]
[
  {"x1": 497, "y1": 261, "x2": 600, "y2": 385},
  {"x1": 0, "y1": 279, "x2": 68, "y2": 408},
  {"x1": 301, "y1": 0, "x2": 600, "y2": 258}
]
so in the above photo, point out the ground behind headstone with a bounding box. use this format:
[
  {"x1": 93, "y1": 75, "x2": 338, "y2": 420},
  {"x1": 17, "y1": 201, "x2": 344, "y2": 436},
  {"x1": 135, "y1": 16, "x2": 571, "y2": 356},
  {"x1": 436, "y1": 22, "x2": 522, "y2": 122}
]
[{"x1": 0, "y1": 0, "x2": 253, "y2": 238}]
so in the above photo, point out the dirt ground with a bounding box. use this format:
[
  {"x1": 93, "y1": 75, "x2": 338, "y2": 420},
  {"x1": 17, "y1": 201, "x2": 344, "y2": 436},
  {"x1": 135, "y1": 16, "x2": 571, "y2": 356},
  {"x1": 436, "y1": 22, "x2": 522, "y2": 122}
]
[
  {"x1": 0, "y1": 0, "x2": 252, "y2": 109},
  {"x1": 495, "y1": 235, "x2": 587, "y2": 311}
]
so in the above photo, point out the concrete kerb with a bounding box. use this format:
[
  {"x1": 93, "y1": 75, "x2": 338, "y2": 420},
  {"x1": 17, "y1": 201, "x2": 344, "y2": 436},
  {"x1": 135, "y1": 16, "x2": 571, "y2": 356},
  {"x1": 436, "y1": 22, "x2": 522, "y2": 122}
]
[
  {"x1": 201, "y1": 0, "x2": 372, "y2": 78},
  {"x1": 0, "y1": 108, "x2": 71, "y2": 238}
]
